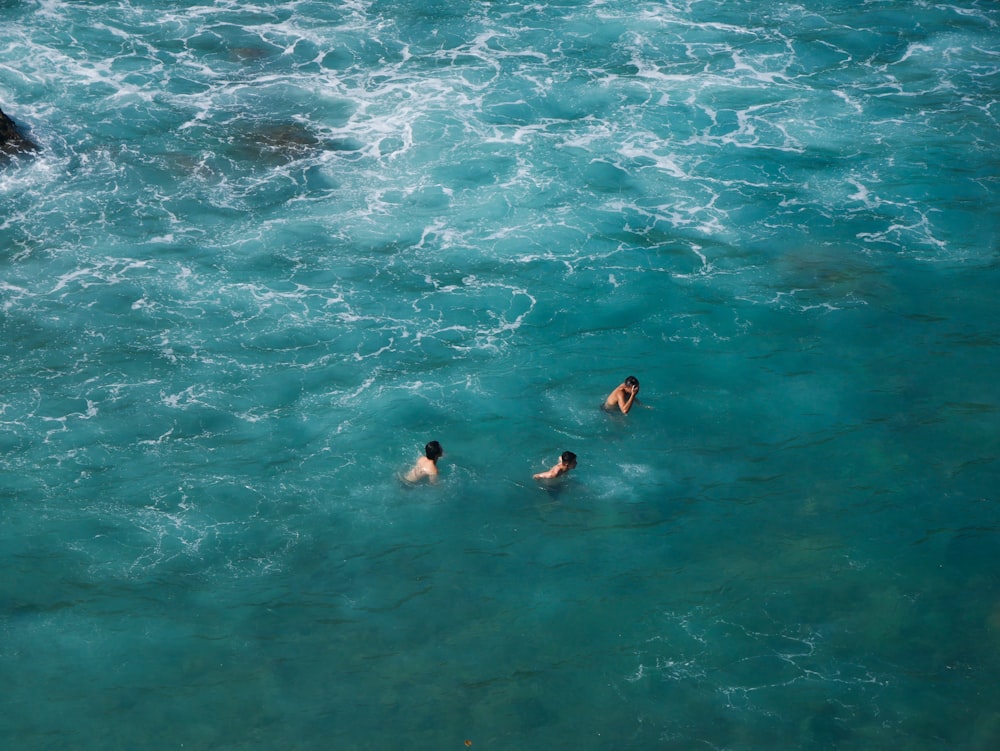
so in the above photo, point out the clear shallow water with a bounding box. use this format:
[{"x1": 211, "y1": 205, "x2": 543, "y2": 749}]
[{"x1": 1, "y1": 0, "x2": 998, "y2": 748}]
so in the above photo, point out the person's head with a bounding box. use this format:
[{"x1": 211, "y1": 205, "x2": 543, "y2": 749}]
[
  {"x1": 624, "y1": 375, "x2": 639, "y2": 392},
  {"x1": 560, "y1": 451, "x2": 577, "y2": 468},
  {"x1": 425, "y1": 440, "x2": 443, "y2": 461}
]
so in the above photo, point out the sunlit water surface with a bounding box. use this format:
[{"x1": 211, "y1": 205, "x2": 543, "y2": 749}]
[{"x1": 2, "y1": 1, "x2": 999, "y2": 749}]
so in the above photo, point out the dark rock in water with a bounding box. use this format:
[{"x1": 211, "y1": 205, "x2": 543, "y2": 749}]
[
  {"x1": 0, "y1": 106, "x2": 39, "y2": 157},
  {"x1": 229, "y1": 120, "x2": 319, "y2": 166}
]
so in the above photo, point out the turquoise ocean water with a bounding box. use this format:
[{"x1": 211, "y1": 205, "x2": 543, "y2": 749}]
[{"x1": 2, "y1": 1, "x2": 999, "y2": 748}]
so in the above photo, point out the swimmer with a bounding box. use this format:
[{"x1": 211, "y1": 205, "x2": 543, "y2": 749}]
[
  {"x1": 603, "y1": 375, "x2": 640, "y2": 414},
  {"x1": 533, "y1": 451, "x2": 577, "y2": 480},
  {"x1": 404, "y1": 440, "x2": 443, "y2": 483}
]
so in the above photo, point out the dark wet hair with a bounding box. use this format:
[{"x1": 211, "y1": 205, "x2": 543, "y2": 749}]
[
  {"x1": 625, "y1": 375, "x2": 639, "y2": 388},
  {"x1": 425, "y1": 440, "x2": 443, "y2": 460},
  {"x1": 561, "y1": 451, "x2": 577, "y2": 465}
]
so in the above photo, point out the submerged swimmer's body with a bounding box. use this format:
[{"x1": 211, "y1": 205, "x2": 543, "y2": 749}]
[
  {"x1": 404, "y1": 440, "x2": 443, "y2": 483},
  {"x1": 533, "y1": 451, "x2": 577, "y2": 481},
  {"x1": 603, "y1": 376, "x2": 640, "y2": 414}
]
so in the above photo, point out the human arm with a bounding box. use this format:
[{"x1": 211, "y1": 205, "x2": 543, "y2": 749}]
[
  {"x1": 533, "y1": 463, "x2": 561, "y2": 480},
  {"x1": 618, "y1": 384, "x2": 638, "y2": 414}
]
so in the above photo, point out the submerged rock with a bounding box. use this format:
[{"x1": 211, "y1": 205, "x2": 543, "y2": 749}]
[
  {"x1": 227, "y1": 120, "x2": 320, "y2": 167},
  {"x1": 0, "y1": 106, "x2": 40, "y2": 157}
]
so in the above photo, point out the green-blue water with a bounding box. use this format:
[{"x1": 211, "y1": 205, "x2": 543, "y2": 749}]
[{"x1": 2, "y1": 1, "x2": 998, "y2": 748}]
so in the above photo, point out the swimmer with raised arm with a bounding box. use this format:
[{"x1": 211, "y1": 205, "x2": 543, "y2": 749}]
[
  {"x1": 533, "y1": 451, "x2": 577, "y2": 480},
  {"x1": 603, "y1": 375, "x2": 640, "y2": 414},
  {"x1": 404, "y1": 440, "x2": 443, "y2": 483}
]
